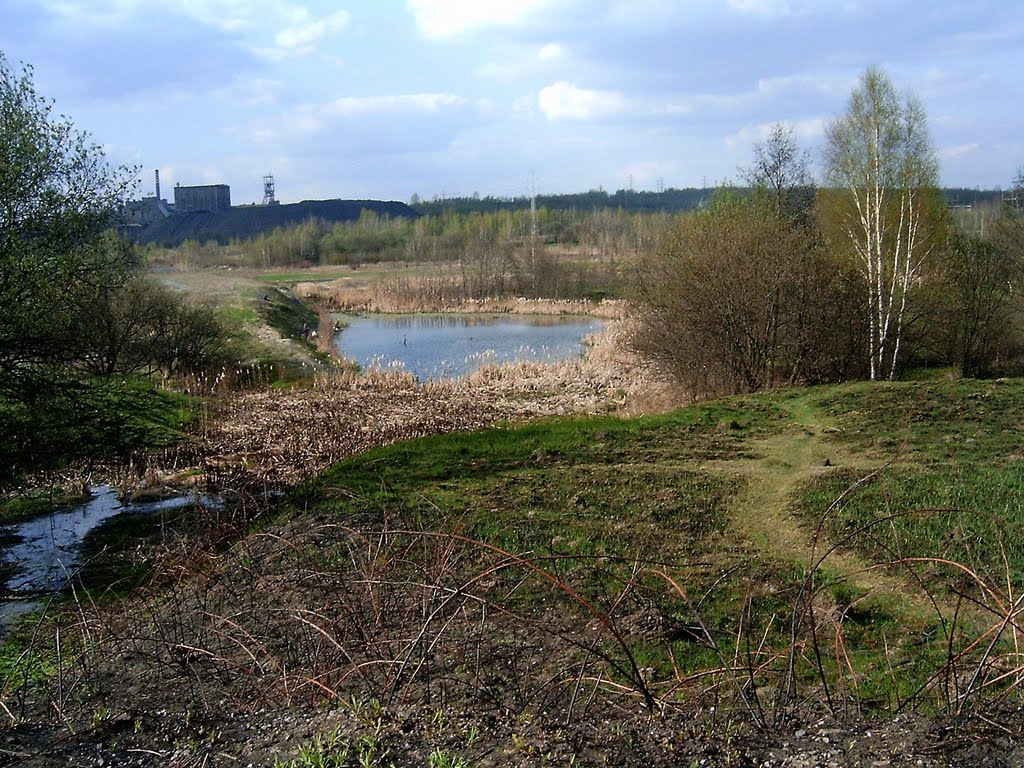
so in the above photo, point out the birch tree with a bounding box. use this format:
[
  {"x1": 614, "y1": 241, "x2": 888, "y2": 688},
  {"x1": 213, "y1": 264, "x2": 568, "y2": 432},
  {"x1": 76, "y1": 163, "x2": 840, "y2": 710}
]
[{"x1": 824, "y1": 67, "x2": 940, "y2": 380}]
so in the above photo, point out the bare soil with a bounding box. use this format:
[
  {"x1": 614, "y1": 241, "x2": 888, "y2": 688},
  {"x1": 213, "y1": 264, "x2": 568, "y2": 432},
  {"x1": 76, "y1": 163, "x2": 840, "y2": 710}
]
[{"x1": 5, "y1": 708, "x2": 1024, "y2": 767}]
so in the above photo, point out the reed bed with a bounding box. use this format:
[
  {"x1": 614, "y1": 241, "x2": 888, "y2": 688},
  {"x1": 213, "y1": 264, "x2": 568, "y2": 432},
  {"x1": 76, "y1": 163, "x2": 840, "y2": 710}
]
[
  {"x1": 294, "y1": 280, "x2": 625, "y2": 319},
  {"x1": 159, "y1": 320, "x2": 657, "y2": 490}
]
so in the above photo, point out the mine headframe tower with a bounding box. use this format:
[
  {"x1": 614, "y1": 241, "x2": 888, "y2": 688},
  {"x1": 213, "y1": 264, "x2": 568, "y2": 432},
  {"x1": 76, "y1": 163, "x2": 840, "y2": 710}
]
[{"x1": 262, "y1": 174, "x2": 277, "y2": 205}]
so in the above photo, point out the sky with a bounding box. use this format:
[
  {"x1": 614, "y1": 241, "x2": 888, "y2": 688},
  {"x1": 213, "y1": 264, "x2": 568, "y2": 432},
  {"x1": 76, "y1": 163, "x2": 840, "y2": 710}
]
[{"x1": 2, "y1": 0, "x2": 1022, "y2": 205}]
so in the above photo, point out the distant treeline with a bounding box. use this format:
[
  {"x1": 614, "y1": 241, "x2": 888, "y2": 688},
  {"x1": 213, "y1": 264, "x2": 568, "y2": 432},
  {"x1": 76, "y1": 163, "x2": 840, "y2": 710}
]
[
  {"x1": 145, "y1": 205, "x2": 665, "y2": 301},
  {"x1": 145, "y1": 185, "x2": 1012, "y2": 304},
  {"x1": 414, "y1": 187, "x2": 1006, "y2": 216},
  {"x1": 414, "y1": 188, "x2": 714, "y2": 215}
]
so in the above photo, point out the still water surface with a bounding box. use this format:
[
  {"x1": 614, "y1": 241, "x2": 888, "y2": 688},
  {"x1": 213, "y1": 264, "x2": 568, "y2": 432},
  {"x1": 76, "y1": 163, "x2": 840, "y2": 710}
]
[
  {"x1": 0, "y1": 486, "x2": 214, "y2": 631},
  {"x1": 333, "y1": 314, "x2": 604, "y2": 380}
]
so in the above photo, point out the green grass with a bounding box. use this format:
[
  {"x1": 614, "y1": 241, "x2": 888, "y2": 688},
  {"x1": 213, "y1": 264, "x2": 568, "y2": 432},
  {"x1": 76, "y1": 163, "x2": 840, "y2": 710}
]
[
  {"x1": 284, "y1": 378, "x2": 1024, "y2": 714},
  {"x1": 1, "y1": 375, "x2": 192, "y2": 483},
  {"x1": 220, "y1": 302, "x2": 261, "y2": 327},
  {"x1": 259, "y1": 287, "x2": 319, "y2": 340},
  {"x1": 296, "y1": 402, "x2": 780, "y2": 545},
  {"x1": 0, "y1": 633, "x2": 58, "y2": 697},
  {"x1": 0, "y1": 487, "x2": 92, "y2": 526},
  {"x1": 253, "y1": 266, "x2": 405, "y2": 286},
  {"x1": 9, "y1": 377, "x2": 1023, "y2": 722},
  {"x1": 256, "y1": 269, "x2": 359, "y2": 284},
  {"x1": 273, "y1": 726, "x2": 393, "y2": 768},
  {"x1": 797, "y1": 464, "x2": 1024, "y2": 585},
  {"x1": 808, "y1": 378, "x2": 1024, "y2": 466},
  {"x1": 796, "y1": 379, "x2": 1024, "y2": 588},
  {"x1": 289, "y1": 398, "x2": 813, "y2": 689}
]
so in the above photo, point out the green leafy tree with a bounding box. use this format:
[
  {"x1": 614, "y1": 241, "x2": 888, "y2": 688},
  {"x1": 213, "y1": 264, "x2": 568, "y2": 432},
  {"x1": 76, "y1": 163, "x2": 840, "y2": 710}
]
[
  {"x1": 937, "y1": 232, "x2": 1021, "y2": 377},
  {"x1": 0, "y1": 56, "x2": 209, "y2": 481},
  {"x1": 823, "y1": 67, "x2": 943, "y2": 380},
  {"x1": 0, "y1": 55, "x2": 136, "y2": 388}
]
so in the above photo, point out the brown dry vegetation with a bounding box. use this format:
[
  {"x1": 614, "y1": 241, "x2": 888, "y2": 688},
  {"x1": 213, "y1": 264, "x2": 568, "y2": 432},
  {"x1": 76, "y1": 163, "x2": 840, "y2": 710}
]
[
  {"x1": 159, "y1": 320, "x2": 660, "y2": 491},
  {"x1": 294, "y1": 279, "x2": 626, "y2": 319}
]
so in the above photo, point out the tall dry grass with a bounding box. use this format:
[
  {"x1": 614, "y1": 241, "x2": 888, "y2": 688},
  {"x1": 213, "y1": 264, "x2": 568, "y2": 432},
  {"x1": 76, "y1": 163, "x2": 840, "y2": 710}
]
[
  {"x1": 158, "y1": 319, "x2": 662, "y2": 491},
  {"x1": 294, "y1": 280, "x2": 625, "y2": 319}
]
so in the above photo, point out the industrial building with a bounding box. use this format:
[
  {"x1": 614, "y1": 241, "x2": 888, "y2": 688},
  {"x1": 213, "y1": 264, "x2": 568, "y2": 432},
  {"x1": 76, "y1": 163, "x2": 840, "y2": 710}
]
[
  {"x1": 174, "y1": 183, "x2": 231, "y2": 213},
  {"x1": 123, "y1": 170, "x2": 419, "y2": 247}
]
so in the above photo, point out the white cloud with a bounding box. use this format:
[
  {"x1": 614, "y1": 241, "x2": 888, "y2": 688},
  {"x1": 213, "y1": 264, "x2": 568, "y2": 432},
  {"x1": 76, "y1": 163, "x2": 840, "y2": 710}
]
[
  {"x1": 477, "y1": 41, "x2": 566, "y2": 81},
  {"x1": 604, "y1": 0, "x2": 676, "y2": 25},
  {"x1": 538, "y1": 42, "x2": 564, "y2": 61},
  {"x1": 538, "y1": 81, "x2": 625, "y2": 120},
  {"x1": 756, "y1": 73, "x2": 846, "y2": 97},
  {"x1": 276, "y1": 9, "x2": 348, "y2": 49},
  {"x1": 230, "y1": 91, "x2": 469, "y2": 146},
  {"x1": 728, "y1": 0, "x2": 787, "y2": 14},
  {"x1": 407, "y1": 0, "x2": 560, "y2": 39},
  {"x1": 727, "y1": 0, "x2": 847, "y2": 16},
  {"x1": 476, "y1": 61, "x2": 516, "y2": 79},
  {"x1": 940, "y1": 142, "x2": 980, "y2": 160},
  {"x1": 39, "y1": 1, "x2": 347, "y2": 58},
  {"x1": 624, "y1": 160, "x2": 663, "y2": 188},
  {"x1": 213, "y1": 77, "x2": 284, "y2": 107},
  {"x1": 256, "y1": 8, "x2": 349, "y2": 60},
  {"x1": 326, "y1": 93, "x2": 468, "y2": 117},
  {"x1": 658, "y1": 102, "x2": 694, "y2": 116},
  {"x1": 724, "y1": 118, "x2": 825, "y2": 149},
  {"x1": 175, "y1": 0, "x2": 255, "y2": 32},
  {"x1": 791, "y1": 117, "x2": 826, "y2": 141},
  {"x1": 239, "y1": 108, "x2": 325, "y2": 144}
]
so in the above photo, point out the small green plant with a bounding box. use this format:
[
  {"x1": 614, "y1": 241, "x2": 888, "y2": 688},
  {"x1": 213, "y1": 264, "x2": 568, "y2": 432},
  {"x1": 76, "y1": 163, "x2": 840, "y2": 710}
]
[
  {"x1": 91, "y1": 706, "x2": 110, "y2": 727},
  {"x1": 354, "y1": 723, "x2": 393, "y2": 768},
  {"x1": 428, "y1": 749, "x2": 475, "y2": 768},
  {"x1": 343, "y1": 695, "x2": 387, "y2": 727},
  {"x1": 427, "y1": 706, "x2": 449, "y2": 733},
  {"x1": 610, "y1": 721, "x2": 636, "y2": 750},
  {"x1": 274, "y1": 728, "x2": 348, "y2": 768}
]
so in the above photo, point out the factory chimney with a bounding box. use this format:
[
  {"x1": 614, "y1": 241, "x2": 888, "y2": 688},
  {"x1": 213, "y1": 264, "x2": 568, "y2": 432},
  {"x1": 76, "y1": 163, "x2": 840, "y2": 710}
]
[{"x1": 155, "y1": 170, "x2": 161, "y2": 201}]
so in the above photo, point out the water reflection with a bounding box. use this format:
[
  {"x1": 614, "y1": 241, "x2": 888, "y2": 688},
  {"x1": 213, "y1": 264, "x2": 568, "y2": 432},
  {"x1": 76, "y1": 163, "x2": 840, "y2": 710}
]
[
  {"x1": 334, "y1": 313, "x2": 604, "y2": 380},
  {"x1": 0, "y1": 485, "x2": 216, "y2": 631},
  {"x1": 376, "y1": 314, "x2": 581, "y2": 329}
]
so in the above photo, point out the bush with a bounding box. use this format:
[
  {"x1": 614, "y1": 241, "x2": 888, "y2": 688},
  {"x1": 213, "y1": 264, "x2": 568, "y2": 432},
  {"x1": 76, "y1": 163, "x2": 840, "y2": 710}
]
[
  {"x1": 75, "y1": 277, "x2": 234, "y2": 378},
  {"x1": 0, "y1": 375, "x2": 188, "y2": 483},
  {"x1": 631, "y1": 190, "x2": 865, "y2": 397}
]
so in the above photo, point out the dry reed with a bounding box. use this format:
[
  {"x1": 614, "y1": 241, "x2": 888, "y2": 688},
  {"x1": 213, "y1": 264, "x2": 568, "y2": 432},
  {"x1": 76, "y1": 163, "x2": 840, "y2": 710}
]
[
  {"x1": 293, "y1": 280, "x2": 625, "y2": 319},
  {"x1": 150, "y1": 319, "x2": 660, "y2": 490}
]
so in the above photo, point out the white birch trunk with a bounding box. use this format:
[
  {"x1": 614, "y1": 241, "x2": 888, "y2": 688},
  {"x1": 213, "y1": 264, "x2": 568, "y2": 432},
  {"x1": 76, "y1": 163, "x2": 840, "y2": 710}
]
[{"x1": 824, "y1": 68, "x2": 937, "y2": 382}]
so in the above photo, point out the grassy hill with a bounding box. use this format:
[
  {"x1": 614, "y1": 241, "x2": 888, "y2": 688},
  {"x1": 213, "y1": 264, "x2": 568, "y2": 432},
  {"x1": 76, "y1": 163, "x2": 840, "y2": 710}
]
[
  {"x1": 278, "y1": 378, "x2": 1024, "y2": 716},
  {"x1": 5, "y1": 377, "x2": 1024, "y2": 765}
]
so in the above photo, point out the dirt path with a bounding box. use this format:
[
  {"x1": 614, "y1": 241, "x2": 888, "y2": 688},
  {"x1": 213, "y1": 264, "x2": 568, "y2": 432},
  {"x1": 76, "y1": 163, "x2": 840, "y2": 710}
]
[{"x1": 706, "y1": 394, "x2": 927, "y2": 610}]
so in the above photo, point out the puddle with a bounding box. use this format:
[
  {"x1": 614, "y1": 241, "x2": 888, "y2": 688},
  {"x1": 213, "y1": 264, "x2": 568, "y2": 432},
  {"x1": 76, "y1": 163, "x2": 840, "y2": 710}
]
[{"x1": 0, "y1": 485, "x2": 214, "y2": 633}]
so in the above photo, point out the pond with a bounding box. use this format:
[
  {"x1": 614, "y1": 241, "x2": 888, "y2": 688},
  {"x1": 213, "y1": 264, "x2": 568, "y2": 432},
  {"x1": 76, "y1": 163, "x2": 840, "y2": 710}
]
[
  {"x1": 333, "y1": 314, "x2": 605, "y2": 380},
  {"x1": 0, "y1": 485, "x2": 215, "y2": 632}
]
